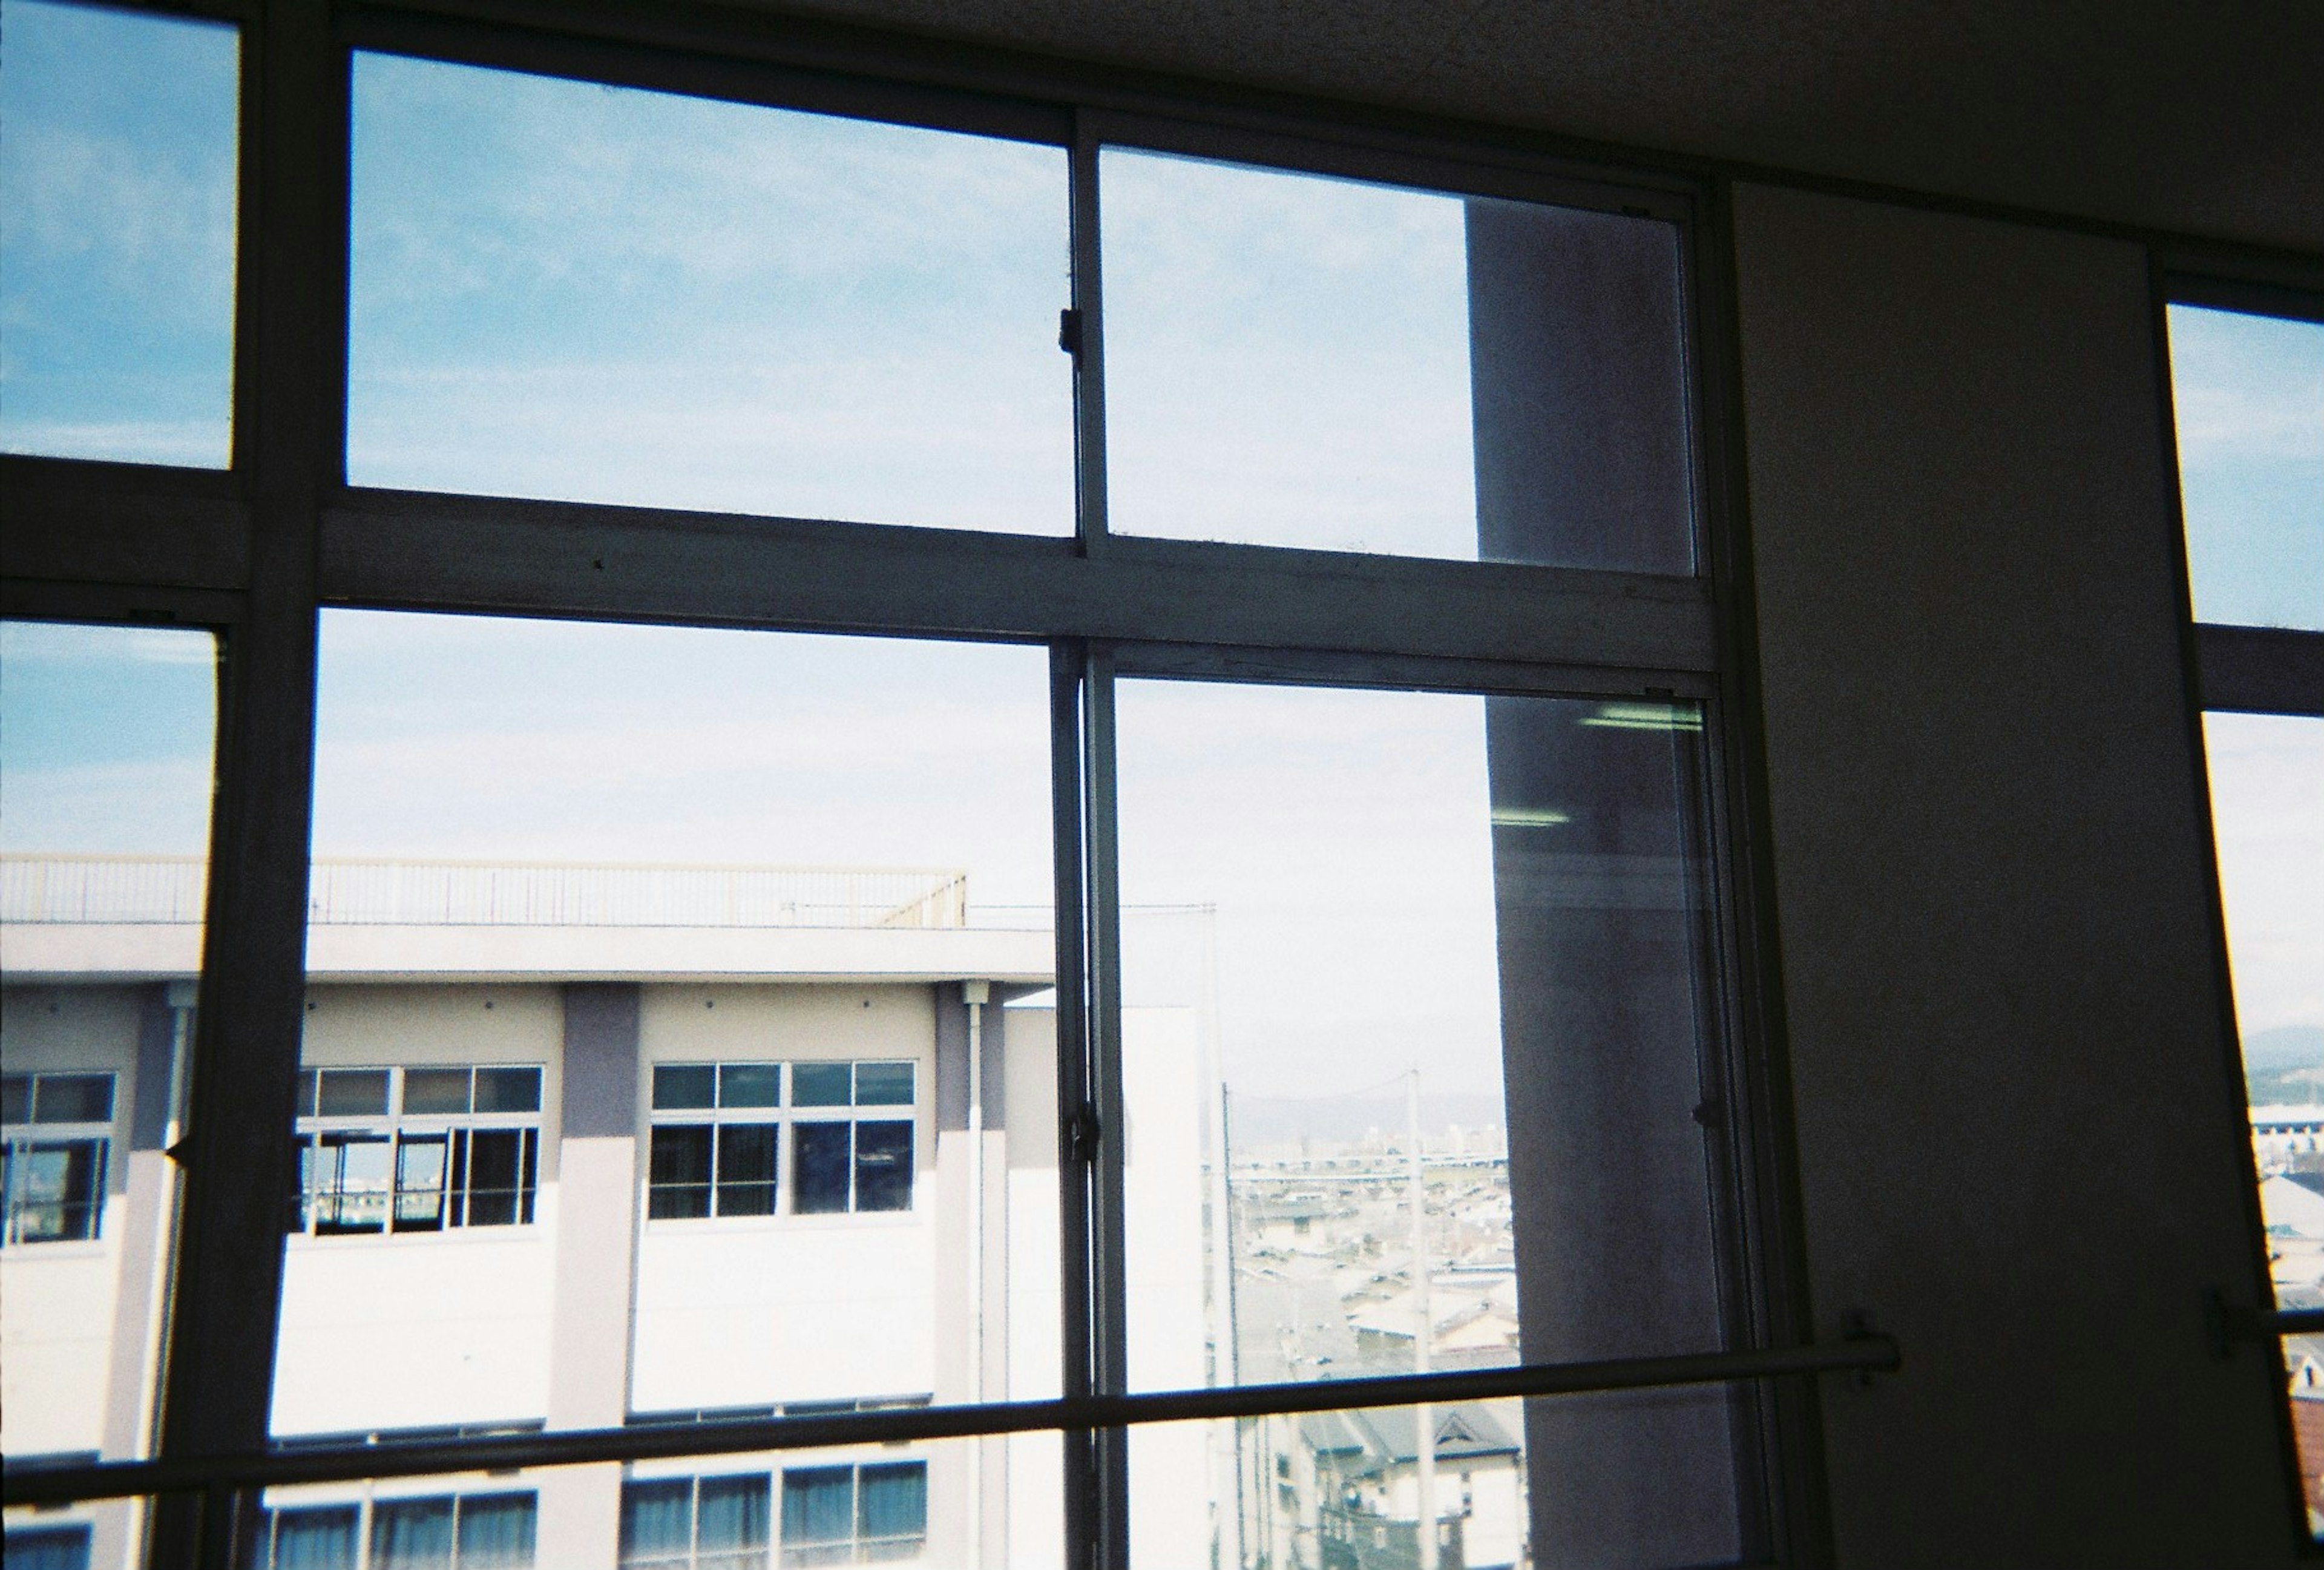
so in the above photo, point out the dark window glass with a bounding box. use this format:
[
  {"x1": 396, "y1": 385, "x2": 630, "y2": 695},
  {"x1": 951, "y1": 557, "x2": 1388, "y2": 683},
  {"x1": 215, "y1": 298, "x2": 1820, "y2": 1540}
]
[
  {"x1": 318, "y1": 1068, "x2": 392, "y2": 1117},
  {"x1": 402, "y1": 1066, "x2": 472, "y2": 1115},
  {"x1": 853, "y1": 1122, "x2": 913, "y2": 1214},
  {"x1": 2, "y1": 1076, "x2": 30, "y2": 1123},
  {"x1": 852, "y1": 1062, "x2": 913, "y2": 1107},
  {"x1": 792, "y1": 1063, "x2": 850, "y2": 1108},
  {"x1": 718, "y1": 1063, "x2": 783, "y2": 1109},
  {"x1": 474, "y1": 1065, "x2": 542, "y2": 1114},
  {"x1": 456, "y1": 1493, "x2": 537, "y2": 1569},
  {"x1": 621, "y1": 1480, "x2": 694, "y2": 1561},
  {"x1": 792, "y1": 1123, "x2": 852, "y2": 1215},
  {"x1": 2, "y1": 1523, "x2": 92, "y2": 1570},
  {"x1": 780, "y1": 1467, "x2": 853, "y2": 1554},
  {"x1": 313, "y1": 1132, "x2": 392, "y2": 1233},
  {"x1": 33, "y1": 1073, "x2": 113, "y2": 1123},
  {"x1": 654, "y1": 1064, "x2": 718, "y2": 1111},
  {"x1": 856, "y1": 1462, "x2": 926, "y2": 1549},
  {"x1": 11, "y1": 1138, "x2": 106, "y2": 1243},
  {"x1": 369, "y1": 1496, "x2": 455, "y2": 1569},
  {"x1": 465, "y1": 1128, "x2": 534, "y2": 1227},
  {"x1": 715, "y1": 1125, "x2": 780, "y2": 1218},
  {"x1": 393, "y1": 1133, "x2": 449, "y2": 1232},
  {"x1": 649, "y1": 1125, "x2": 714, "y2": 1220},
  {"x1": 272, "y1": 1506, "x2": 360, "y2": 1568},
  {"x1": 698, "y1": 1475, "x2": 772, "y2": 1555}
]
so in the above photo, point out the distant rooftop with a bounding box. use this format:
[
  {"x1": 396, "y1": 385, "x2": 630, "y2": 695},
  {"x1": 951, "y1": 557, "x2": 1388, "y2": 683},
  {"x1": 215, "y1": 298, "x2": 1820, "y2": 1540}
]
[{"x1": 2, "y1": 853, "x2": 968, "y2": 930}]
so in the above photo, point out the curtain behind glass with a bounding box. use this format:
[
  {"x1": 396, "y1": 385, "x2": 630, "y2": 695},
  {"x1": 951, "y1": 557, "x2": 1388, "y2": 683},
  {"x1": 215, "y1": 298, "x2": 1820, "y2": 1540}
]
[
  {"x1": 272, "y1": 1506, "x2": 359, "y2": 1569},
  {"x1": 371, "y1": 1497, "x2": 454, "y2": 1570},
  {"x1": 456, "y1": 1493, "x2": 537, "y2": 1568},
  {"x1": 4, "y1": 1525, "x2": 93, "y2": 1570},
  {"x1": 856, "y1": 1463, "x2": 925, "y2": 1543},
  {"x1": 620, "y1": 1480, "x2": 692, "y2": 1568}
]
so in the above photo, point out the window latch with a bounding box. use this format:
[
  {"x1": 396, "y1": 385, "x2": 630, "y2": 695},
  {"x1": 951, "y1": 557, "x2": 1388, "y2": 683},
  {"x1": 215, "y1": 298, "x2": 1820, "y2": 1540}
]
[
  {"x1": 1058, "y1": 307, "x2": 1083, "y2": 361},
  {"x1": 1065, "y1": 1101, "x2": 1101, "y2": 1164}
]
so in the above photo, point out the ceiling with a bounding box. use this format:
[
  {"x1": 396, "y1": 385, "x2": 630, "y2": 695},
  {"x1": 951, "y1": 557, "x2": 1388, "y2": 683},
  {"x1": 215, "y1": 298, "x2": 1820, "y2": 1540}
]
[{"x1": 730, "y1": 0, "x2": 2324, "y2": 258}]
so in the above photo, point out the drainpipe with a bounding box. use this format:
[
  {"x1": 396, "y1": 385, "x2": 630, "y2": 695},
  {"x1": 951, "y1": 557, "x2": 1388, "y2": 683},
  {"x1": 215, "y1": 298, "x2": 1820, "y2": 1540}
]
[{"x1": 964, "y1": 980, "x2": 990, "y2": 1566}]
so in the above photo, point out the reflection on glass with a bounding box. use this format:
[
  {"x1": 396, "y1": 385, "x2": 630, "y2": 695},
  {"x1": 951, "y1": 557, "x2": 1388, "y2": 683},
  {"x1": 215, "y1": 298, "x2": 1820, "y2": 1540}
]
[
  {"x1": 0, "y1": 0, "x2": 238, "y2": 466},
  {"x1": 2205, "y1": 714, "x2": 2324, "y2": 1534},
  {"x1": 280, "y1": 616, "x2": 1059, "y2": 1551},
  {"x1": 348, "y1": 54, "x2": 1072, "y2": 533},
  {"x1": 2167, "y1": 306, "x2": 2324, "y2": 631},
  {"x1": 1115, "y1": 678, "x2": 1742, "y2": 1565},
  {"x1": 1102, "y1": 148, "x2": 1693, "y2": 571},
  {"x1": 0, "y1": 620, "x2": 218, "y2": 1570}
]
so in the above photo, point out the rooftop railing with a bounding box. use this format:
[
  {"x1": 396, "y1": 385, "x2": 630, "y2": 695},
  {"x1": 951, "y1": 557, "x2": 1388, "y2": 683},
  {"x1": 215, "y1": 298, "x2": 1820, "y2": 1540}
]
[{"x1": 0, "y1": 855, "x2": 970, "y2": 930}]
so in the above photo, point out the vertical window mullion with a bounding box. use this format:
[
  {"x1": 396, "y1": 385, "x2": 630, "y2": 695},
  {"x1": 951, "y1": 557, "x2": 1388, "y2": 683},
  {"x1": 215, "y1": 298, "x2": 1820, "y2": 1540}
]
[
  {"x1": 1081, "y1": 642, "x2": 1132, "y2": 1566},
  {"x1": 1069, "y1": 116, "x2": 1111, "y2": 558},
  {"x1": 1048, "y1": 639, "x2": 1099, "y2": 1570}
]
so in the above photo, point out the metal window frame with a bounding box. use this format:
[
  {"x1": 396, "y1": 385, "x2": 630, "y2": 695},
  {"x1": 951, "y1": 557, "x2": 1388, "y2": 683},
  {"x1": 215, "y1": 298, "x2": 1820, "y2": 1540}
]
[
  {"x1": 0, "y1": 3, "x2": 1896, "y2": 1566},
  {"x1": 2148, "y1": 256, "x2": 2324, "y2": 1555}
]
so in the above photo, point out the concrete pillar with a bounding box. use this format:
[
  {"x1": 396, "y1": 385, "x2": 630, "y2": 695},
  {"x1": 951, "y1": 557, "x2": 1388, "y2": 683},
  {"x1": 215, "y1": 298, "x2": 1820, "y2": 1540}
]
[
  {"x1": 91, "y1": 984, "x2": 190, "y2": 1570},
  {"x1": 537, "y1": 982, "x2": 643, "y2": 1570}
]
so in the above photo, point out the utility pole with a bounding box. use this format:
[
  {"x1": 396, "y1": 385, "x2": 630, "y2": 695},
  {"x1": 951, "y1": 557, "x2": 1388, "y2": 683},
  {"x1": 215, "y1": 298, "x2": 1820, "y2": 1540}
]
[{"x1": 1407, "y1": 1068, "x2": 1438, "y2": 1570}]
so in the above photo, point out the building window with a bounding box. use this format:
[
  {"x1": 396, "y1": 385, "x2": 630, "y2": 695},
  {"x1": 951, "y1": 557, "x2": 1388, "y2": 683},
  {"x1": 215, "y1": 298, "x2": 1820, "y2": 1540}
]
[
  {"x1": 620, "y1": 1473, "x2": 772, "y2": 1569},
  {"x1": 1, "y1": 1071, "x2": 114, "y2": 1246},
  {"x1": 289, "y1": 1065, "x2": 542, "y2": 1236},
  {"x1": 779, "y1": 1462, "x2": 927, "y2": 1566},
  {"x1": 647, "y1": 1062, "x2": 915, "y2": 1221},
  {"x1": 1, "y1": 1523, "x2": 91, "y2": 1570},
  {"x1": 258, "y1": 1491, "x2": 537, "y2": 1569}
]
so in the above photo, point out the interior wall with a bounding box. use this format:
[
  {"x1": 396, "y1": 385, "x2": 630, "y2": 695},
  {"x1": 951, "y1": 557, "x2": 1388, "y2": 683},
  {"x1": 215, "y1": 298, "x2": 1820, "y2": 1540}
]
[{"x1": 1729, "y1": 182, "x2": 2296, "y2": 1565}]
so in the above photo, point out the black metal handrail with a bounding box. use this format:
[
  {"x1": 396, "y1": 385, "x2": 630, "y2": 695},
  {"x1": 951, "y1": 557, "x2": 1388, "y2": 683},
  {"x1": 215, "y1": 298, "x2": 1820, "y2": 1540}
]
[{"x1": 2, "y1": 1336, "x2": 1899, "y2": 1507}]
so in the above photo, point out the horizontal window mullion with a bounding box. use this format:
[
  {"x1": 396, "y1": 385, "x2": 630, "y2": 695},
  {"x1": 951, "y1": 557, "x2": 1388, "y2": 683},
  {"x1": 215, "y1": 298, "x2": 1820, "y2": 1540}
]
[
  {"x1": 318, "y1": 489, "x2": 1716, "y2": 672},
  {"x1": 0, "y1": 1336, "x2": 1898, "y2": 1508},
  {"x1": 1, "y1": 455, "x2": 249, "y2": 593},
  {"x1": 2194, "y1": 623, "x2": 2324, "y2": 716}
]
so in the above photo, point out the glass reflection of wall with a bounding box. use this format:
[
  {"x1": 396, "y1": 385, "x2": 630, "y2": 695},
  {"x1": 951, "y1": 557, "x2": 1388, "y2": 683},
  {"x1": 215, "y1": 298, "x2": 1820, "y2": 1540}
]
[
  {"x1": 1115, "y1": 678, "x2": 1739, "y2": 1567},
  {"x1": 0, "y1": 620, "x2": 219, "y2": 1570}
]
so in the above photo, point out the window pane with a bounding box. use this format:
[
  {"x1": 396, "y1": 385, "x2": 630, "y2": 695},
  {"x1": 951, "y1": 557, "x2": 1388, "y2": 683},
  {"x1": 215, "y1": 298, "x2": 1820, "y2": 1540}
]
[
  {"x1": 283, "y1": 613, "x2": 1052, "y2": 1442},
  {"x1": 370, "y1": 1497, "x2": 456, "y2": 1570},
  {"x1": 1115, "y1": 678, "x2": 1744, "y2": 1565},
  {"x1": 779, "y1": 1467, "x2": 853, "y2": 1551},
  {"x1": 853, "y1": 1122, "x2": 913, "y2": 1214},
  {"x1": 853, "y1": 1062, "x2": 913, "y2": 1107},
  {"x1": 621, "y1": 1479, "x2": 694, "y2": 1560},
  {"x1": 2, "y1": 1523, "x2": 92, "y2": 1570},
  {"x1": 654, "y1": 1065, "x2": 717, "y2": 1111},
  {"x1": 854, "y1": 1462, "x2": 926, "y2": 1551},
  {"x1": 2166, "y1": 306, "x2": 2324, "y2": 631},
  {"x1": 403, "y1": 1067, "x2": 473, "y2": 1115},
  {"x1": 718, "y1": 1063, "x2": 782, "y2": 1110},
  {"x1": 271, "y1": 1505, "x2": 360, "y2": 1568},
  {"x1": 0, "y1": 0, "x2": 238, "y2": 467},
  {"x1": 790, "y1": 1063, "x2": 851, "y2": 1108},
  {"x1": 2205, "y1": 712, "x2": 2324, "y2": 1536},
  {"x1": 455, "y1": 1493, "x2": 537, "y2": 1569},
  {"x1": 1102, "y1": 148, "x2": 1693, "y2": 570},
  {"x1": 347, "y1": 54, "x2": 1072, "y2": 534},
  {"x1": 792, "y1": 1123, "x2": 852, "y2": 1216},
  {"x1": 1, "y1": 621, "x2": 215, "y2": 1473},
  {"x1": 697, "y1": 1475, "x2": 772, "y2": 1551},
  {"x1": 315, "y1": 1134, "x2": 393, "y2": 1234},
  {"x1": 318, "y1": 1068, "x2": 391, "y2": 1117},
  {"x1": 393, "y1": 1135, "x2": 450, "y2": 1232},
  {"x1": 715, "y1": 1125, "x2": 779, "y2": 1218}
]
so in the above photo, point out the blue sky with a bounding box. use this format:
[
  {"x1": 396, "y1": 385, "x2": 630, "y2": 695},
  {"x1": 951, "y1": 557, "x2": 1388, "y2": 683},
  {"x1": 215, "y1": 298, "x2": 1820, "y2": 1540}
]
[{"x1": 2, "y1": 4, "x2": 2316, "y2": 1088}]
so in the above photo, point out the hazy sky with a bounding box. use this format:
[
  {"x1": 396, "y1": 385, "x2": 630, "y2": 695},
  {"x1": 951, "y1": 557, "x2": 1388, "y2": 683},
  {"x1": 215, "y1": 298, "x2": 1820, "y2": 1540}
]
[{"x1": 1, "y1": 1, "x2": 2316, "y2": 1095}]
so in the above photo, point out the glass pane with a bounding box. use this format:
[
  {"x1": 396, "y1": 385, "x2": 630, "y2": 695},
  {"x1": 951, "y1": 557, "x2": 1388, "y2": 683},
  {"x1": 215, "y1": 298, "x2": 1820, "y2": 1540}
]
[
  {"x1": 654, "y1": 1065, "x2": 717, "y2": 1111},
  {"x1": 347, "y1": 54, "x2": 1072, "y2": 533},
  {"x1": 2205, "y1": 713, "x2": 2324, "y2": 1536},
  {"x1": 1, "y1": 620, "x2": 216, "y2": 1479},
  {"x1": 853, "y1": 1062, "x2": 913, "y2": 1107},
  {"x1": 697, "y1": 1475, "x2": 772, "y2": 1551},
  {"x1": 791, "y1": 1063, "x2": 851, "y2": 1108},
  {"x1": 393, "y1": 1135, "x2": 450, "y2": 1232},
  {"x1": 0, "y1": 0, "x2": 238, "y2": 467},
  {"x1": 455, "y1": 1493, "x2": 537, "y2": 1569},
  {"x1": 403, "y1": 1067, "x2": 473, "y2": 1115},
  {"x1": 370, "y1": 1497, "x2": 455, "y2": 1570},
  {"x1": 318, "y1": 1068, "x2": 391, "y2": 1117},
  {"x1": 280, "y1": 613, "x2": 1055, "y2": 1446},
  {"x1": 792, "y1": 1123, "x2": 852, "y2": 1216},
  {"x1": 1102, "y1": 148, "x2": 1693, "y2": 570},
  {"x1": 719, "y1": 1063, "x2": 783, "y2": 1109},
  {"x1": 1115, "y1": 678, "x2": 1744, "y2": 1565},
  {"x1": 2166, "y1": 306, "x2": 2324, "y2": 631}
]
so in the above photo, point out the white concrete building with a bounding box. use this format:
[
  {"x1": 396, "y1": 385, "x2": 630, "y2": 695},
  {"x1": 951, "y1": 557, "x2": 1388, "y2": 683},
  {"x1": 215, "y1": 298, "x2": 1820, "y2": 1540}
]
[{"x1": 2, "y1": 855, "x2": 1213, "y2": 1569}]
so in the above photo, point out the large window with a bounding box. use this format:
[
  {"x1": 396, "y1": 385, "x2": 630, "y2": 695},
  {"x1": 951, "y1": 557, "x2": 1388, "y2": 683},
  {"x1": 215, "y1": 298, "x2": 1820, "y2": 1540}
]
[
  {"x1": 287, "y1": 1065, "x2": 542, "y2": 1237},
  {"x1": 2164, "y1": 289, "x2": 2324, "y2": 1537},
  {"x1": 647, "y1": 1061, "x2": 916, "y2": 1221},
  {"x1": 0, "y1": 4, "x2": 1846, "y2": 1568},
  {"x1": 1, "y1": 1072, "x2": 114, "y2": 1245}
]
